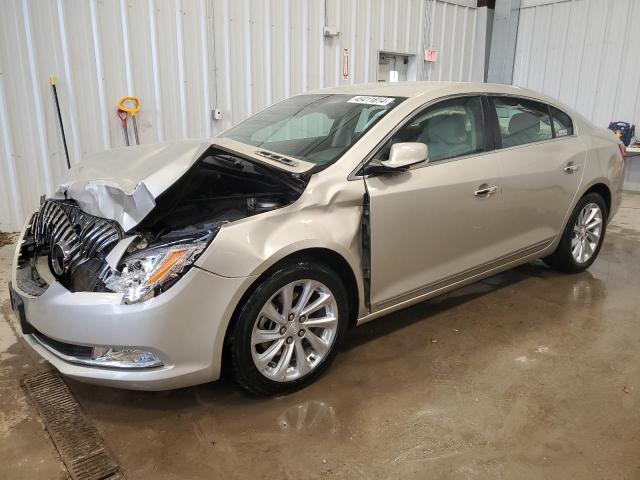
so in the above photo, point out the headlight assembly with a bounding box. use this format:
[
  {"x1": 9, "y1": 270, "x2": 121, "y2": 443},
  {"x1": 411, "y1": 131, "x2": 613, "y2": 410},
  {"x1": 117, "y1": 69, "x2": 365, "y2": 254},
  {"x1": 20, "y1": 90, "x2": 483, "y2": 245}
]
[{"x1": 103, "y1": 231, "x2": 215, "y2": 304}]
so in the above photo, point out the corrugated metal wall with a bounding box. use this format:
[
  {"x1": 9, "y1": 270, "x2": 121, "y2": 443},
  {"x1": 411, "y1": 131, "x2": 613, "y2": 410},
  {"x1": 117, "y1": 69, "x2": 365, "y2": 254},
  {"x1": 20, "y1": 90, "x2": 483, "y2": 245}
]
[
  {"x1": 423, "y1": 0, "x2": 482, "y2": 82},
  {"x1": 0, "y1": 0, "x2": 483, "y2": 231},
  {"x1": 513, "y1": 0, "x2": 640, "y2": 129}
]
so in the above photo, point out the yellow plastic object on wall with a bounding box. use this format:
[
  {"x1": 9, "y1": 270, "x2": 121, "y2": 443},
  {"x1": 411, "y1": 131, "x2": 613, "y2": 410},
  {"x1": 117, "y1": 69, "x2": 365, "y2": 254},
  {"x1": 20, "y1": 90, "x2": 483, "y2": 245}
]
[
  {"x1": 117, "y1": 96, "x2": 141, "y2": 144},
  {"x1": 117, "y1": 96, "x2": 140, "y2": 115}
]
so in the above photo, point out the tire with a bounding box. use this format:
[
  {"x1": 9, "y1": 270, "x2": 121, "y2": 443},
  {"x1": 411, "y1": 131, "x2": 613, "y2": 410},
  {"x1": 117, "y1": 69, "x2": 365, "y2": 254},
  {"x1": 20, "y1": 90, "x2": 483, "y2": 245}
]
[
  {"x1": 543, "y1": 192, "x2": 608, "y2": 273},
  {"x1": 229, "y1": 260, "x2": 349, "y2": 396}
]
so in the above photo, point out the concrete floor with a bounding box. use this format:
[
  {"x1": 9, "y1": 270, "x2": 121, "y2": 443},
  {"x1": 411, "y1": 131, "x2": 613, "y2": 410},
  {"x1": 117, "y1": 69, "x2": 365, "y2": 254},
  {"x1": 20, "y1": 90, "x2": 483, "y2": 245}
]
[{"x1": 1, "y1": 195, "x2": 640, "y2": 480}]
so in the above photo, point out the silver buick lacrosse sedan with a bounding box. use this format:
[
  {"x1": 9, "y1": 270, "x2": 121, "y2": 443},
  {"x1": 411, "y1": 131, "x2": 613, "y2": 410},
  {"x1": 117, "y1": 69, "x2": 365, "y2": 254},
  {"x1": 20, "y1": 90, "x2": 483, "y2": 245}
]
[{"x1": 10, "y1": 82, "x2": 624, "y2": 395}]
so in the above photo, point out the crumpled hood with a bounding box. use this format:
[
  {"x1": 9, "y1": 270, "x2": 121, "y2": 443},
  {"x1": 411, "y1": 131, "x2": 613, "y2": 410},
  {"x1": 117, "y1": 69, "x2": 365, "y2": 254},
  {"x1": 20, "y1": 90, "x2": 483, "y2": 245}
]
[
  {"x1": 53, "y1": 138, "x2": 316, "y2": 231},
  {"x1": 54, "y1": 140, "x2": 211, "y2": 231}
]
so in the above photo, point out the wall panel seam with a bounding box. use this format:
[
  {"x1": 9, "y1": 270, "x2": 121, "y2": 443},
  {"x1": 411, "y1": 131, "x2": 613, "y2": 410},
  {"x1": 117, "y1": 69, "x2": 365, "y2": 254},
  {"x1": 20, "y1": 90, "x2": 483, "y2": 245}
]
[
  {"x1": 0, "y1": 73, "x2": 23, "y2": 226},
  {"x1": 21, "y1": 0, "x2": 53, "y2": 194},
  {"x1": 174, "y1": 0, "x2": 188, "y2": 137},
  {"x1": 55, "y1": 0, "x2": 82, "y2": 164},
  {"x1": 89, "y1": 0, "x2": 110, "y2": 149}
]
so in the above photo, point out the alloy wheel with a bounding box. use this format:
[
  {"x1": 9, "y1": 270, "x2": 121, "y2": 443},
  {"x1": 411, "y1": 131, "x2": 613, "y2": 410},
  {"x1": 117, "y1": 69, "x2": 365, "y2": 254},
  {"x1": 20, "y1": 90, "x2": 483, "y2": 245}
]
[
  {"x1": 571, "y1": 202, "x2": 602, "y2": 264},
  {"x1": 250, "y1": 279, "x2": 339, "y2": 382}
]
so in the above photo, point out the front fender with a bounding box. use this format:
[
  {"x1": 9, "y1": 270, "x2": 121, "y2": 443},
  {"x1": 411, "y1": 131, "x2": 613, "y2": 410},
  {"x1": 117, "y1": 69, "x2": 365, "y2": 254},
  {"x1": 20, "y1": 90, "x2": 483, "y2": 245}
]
[{"x1": 194, "y1": 172, "x2": 366, "y2": 300}]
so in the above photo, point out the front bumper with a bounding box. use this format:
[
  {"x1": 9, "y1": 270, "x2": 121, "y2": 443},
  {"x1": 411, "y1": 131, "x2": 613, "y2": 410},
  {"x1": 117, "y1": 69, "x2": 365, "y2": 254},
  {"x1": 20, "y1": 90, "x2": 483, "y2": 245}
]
[{"x1": 10, "y1": 262, "x2": 251, "y2": 390}]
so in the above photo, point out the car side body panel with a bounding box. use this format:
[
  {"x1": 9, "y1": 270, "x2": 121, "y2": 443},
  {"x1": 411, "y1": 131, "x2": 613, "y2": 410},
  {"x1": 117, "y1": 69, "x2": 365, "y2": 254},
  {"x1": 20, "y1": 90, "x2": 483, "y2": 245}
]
[
  {"x1": 365, "y1": 152, "x2": 506, "y2": 309},
  {"x1": 496, "y1": 136, "x2": 587, "y2": 253},
  {"x1": 578, "y1": 128, "x2": 625, "y2": 219}
]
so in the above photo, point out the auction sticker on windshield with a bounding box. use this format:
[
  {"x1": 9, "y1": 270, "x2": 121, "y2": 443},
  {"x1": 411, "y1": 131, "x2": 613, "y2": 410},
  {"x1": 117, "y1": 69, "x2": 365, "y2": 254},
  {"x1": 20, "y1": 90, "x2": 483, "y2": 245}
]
[{"x1": 347, "y1": 96, "x2": 395, "y2": 106}]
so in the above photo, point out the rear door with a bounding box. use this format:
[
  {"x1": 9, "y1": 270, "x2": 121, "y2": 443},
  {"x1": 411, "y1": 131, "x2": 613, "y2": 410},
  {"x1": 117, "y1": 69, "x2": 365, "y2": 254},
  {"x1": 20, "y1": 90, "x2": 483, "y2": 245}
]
[
  {"x1": 488, "y1": 96, "x2": 585, "y2": 252},
  {"x1": 364, "y1": 96, "x2": 508, "y2": 309}
]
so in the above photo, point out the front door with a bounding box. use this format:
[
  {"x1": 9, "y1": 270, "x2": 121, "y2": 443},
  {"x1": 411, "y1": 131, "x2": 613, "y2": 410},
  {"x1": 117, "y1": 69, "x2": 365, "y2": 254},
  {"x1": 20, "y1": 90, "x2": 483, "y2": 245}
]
[{"x1": 364, "y1": 96, "x2": 507, "y2": 309}]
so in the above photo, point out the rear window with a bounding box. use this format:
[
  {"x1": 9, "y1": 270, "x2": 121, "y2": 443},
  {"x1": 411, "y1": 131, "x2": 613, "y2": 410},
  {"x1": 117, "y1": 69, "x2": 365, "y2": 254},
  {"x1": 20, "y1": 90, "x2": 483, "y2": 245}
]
[{"x1": 492, "y1": 97, "x2": 553, "y2": 148}]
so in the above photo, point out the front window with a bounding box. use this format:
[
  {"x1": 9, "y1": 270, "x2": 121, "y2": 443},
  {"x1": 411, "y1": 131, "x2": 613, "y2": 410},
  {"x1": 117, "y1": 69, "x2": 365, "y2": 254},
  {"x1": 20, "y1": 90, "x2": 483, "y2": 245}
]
[
  {"x1": 372, "y1": 95, "x2": 486, "y2": 163},
  {"x1": 222, "y1": 94, "x2": 404, "y2": 166}
]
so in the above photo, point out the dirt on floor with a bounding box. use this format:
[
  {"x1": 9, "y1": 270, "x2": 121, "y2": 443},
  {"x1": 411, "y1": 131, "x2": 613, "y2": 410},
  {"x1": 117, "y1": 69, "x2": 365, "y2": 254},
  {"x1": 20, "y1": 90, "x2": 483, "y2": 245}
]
[
  {"x1": 0, "y1": 232, "x2": 17, "y2": 249},
  {"x1": 1, "y1": 195, "x2": 640, "y2": 479}
]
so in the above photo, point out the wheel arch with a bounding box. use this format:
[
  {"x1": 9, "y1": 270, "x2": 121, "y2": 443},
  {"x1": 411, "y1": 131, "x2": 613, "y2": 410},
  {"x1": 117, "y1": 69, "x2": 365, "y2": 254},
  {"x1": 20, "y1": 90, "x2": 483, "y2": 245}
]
[
  {"x1": 583, "y1": 182, "x2": 611, "y2": 217},
  {"x1": 546, "y1": 180, "x2": 613, "y2": 255},
  {"x1": 220, "y1": 247, "x2": 361, "y2": 374}
]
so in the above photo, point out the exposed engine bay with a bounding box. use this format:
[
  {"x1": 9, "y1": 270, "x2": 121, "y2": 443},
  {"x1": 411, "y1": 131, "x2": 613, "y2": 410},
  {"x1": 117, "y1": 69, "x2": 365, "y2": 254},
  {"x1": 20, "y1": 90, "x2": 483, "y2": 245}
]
[
  {"x1": 15, "y1": 147, "x2": 305, "y2": 300},
  {"x1": 135, "y1": 147, "x2": 304, "y2": 235}
]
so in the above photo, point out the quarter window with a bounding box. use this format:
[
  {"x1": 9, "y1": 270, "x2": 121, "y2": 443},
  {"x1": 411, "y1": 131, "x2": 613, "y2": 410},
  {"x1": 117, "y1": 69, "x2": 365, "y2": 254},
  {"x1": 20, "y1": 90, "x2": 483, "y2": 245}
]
[
  {"x1": 492, "y1": 97, "x2": 553, "y2": 148},
  {"x1": 550, "y1": 106, "x2": 574, "y2": 137},
  {"x1": 373, "y1": 96, "x2": 486, "y2": 163}
]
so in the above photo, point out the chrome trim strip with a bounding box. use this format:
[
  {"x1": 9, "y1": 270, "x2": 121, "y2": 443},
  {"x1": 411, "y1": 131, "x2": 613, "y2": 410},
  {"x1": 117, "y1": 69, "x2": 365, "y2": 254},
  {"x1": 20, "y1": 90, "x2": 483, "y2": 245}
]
[{"x1": 492, "y1": 133, "x2": 577, "y2": 154}]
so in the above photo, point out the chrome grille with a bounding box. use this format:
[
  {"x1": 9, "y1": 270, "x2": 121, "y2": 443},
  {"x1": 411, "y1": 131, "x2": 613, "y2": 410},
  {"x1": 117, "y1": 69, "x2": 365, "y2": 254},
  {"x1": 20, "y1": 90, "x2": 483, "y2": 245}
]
[{"x1": 31, "y1": 200, "x2": 123, "y2": 274}]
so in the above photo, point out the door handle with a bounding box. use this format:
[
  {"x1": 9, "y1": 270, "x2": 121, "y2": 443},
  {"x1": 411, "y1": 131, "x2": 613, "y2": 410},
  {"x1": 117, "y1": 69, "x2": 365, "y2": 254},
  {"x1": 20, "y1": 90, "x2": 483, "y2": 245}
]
[
  {"x1": 563, "y1": 162, "x2": 580, "y2": 174},
  {"x1": 474, "y1": 184, "x2": 498, "y2": 198}
]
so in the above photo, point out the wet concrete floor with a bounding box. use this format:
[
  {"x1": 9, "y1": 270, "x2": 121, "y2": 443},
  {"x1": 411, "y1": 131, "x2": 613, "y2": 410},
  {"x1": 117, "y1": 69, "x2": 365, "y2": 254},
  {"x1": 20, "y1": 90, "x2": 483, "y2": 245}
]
[{"x1": 1, "y1": 194, "x2": 640, "y2": 479}]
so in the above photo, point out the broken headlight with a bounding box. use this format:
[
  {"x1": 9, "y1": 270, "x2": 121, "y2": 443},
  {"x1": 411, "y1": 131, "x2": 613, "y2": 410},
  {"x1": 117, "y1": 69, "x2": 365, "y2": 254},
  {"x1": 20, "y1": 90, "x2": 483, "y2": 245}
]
[{"x1": 104, "y1": 232, "x2": 214, "y2": 304}]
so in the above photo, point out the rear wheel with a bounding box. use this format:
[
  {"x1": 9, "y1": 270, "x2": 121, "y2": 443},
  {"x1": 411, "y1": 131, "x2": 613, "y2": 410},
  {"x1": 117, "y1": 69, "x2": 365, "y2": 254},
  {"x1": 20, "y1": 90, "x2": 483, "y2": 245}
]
[
  {"x1": 543, "y1": 192, "x2": 607, "y2": 273},
  {"x1": 229, "y1": 260, "x2": 348, "y2": 396}
]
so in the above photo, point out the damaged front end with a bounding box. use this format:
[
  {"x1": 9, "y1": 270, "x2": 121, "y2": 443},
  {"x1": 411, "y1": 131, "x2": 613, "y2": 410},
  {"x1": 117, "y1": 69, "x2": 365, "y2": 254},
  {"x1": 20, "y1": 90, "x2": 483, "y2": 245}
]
[{"x1": 15, "y1": 147, "x2": 306, "y2": 303}]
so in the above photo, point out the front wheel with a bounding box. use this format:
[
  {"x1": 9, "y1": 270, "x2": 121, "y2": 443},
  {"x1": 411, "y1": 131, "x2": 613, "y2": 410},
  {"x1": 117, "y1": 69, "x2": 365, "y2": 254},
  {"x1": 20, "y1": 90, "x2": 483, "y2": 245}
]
[
  {"x1": 229, "y1": 260, "x2": 349, "y2": 396},
  {"x1": 543, "y1": 192, "x2": 607, "y2": 273}
]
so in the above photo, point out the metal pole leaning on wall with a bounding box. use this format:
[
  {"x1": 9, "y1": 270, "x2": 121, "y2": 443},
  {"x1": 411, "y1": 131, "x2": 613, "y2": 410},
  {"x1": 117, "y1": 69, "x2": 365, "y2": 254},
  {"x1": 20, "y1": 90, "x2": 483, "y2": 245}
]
[{"x1": 49, "y1": 75, "x2": 71, "y2": 170}]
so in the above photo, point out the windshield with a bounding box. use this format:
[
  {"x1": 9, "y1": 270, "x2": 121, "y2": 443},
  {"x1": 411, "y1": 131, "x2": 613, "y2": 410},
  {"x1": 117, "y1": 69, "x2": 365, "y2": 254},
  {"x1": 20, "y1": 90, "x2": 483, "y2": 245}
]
[{"x1": 222, "y1": 94, "x2": 404, "y2": 166}]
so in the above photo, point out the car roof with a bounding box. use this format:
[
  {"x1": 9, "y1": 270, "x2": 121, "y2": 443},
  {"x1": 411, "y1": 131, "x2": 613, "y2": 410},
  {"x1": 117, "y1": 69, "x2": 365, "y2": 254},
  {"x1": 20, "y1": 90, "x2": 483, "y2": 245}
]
[
  {"x1": 305, "y1": 81, "x2": 589, "y2": 127},
  {"x1": 307, "y1": 81, "x2": 556, "y2": 103},
  {"x1": 307, "y1": 81, "x2": 460, "y2": 98}
]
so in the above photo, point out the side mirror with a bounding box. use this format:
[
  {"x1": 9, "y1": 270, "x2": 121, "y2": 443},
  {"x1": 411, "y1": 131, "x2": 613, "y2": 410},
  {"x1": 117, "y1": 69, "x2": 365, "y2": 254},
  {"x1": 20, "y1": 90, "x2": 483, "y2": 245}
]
[{"x1": 381, "y1": 142, "x2": 429, "y2": 170}]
